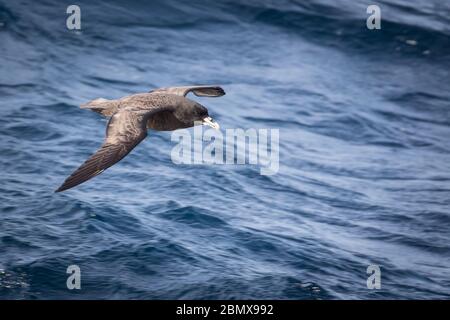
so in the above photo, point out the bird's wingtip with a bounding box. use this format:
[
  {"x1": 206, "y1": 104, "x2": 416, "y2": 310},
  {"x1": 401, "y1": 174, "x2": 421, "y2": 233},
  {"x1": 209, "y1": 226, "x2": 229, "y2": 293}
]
[
  {"x1": 54, "y1": 184, "x2": 67, "y2": 193},
  {"x1": 215, "y1": 86, "x2": 225, "y2": 96}
]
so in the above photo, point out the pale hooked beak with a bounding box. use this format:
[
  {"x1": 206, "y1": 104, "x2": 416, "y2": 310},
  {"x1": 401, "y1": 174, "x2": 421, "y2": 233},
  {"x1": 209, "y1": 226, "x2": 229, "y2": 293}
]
[{"x1": 202, "y1": 116, "x2": 220, "y2": 130}]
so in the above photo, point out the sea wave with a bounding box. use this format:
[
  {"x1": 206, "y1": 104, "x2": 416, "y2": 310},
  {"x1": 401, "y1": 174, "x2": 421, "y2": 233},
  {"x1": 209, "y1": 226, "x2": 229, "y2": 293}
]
[{"x1": 1, "y1": 0, "x2": 450, "y2": 299}]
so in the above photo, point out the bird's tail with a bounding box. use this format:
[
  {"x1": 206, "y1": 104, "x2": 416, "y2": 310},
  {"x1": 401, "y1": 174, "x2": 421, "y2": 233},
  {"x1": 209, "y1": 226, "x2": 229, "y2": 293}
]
[{"x1": 80, "y1": 98, "x2": 118, "y2": 117}]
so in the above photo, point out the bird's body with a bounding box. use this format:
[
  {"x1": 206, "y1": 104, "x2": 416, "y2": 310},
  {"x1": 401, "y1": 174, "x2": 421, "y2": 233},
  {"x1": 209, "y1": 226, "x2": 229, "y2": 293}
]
[{"x1": 56, "y1": 85, "x2": 224, "y2": 192}]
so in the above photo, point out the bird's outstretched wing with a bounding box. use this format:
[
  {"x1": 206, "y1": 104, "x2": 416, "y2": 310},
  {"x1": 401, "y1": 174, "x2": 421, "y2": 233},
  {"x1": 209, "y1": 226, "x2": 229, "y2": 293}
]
[
  {"x1": 55, "y1": 110, "x2": 148, "y2": 192},
  {"x1": 150, "y1": 85, "x2": 225, "y2": 97}
]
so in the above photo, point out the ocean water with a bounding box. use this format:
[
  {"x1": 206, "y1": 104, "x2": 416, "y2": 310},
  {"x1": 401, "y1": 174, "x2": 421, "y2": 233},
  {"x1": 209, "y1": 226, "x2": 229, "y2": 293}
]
[{"x1": 1, "y1": 0, "x2": 450, "y2": 300}]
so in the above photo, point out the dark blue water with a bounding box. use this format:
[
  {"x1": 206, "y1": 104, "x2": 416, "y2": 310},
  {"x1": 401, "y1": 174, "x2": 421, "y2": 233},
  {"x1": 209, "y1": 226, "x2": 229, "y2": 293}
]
[{"x1": 1, "y1": 0, "x2": 450, "y2": 299}]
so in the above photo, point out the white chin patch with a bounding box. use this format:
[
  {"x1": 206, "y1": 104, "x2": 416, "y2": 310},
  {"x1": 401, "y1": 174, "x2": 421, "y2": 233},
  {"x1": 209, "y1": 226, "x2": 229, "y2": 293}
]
[{"x1": 202, "y1": 116, "x2": 220, "y2": 130}]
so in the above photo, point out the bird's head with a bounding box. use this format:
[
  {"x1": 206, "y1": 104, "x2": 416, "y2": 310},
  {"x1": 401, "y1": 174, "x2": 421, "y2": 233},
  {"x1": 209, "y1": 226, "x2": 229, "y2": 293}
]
[{"x1": 174, "y1": 99, "x2": 220, "y2": 130}]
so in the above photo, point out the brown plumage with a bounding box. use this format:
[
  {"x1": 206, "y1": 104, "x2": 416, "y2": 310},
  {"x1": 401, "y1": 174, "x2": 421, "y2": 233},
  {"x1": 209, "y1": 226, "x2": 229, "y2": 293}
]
[{"x1": 56, "y1": 85, "x2": 224, "y2": 192}]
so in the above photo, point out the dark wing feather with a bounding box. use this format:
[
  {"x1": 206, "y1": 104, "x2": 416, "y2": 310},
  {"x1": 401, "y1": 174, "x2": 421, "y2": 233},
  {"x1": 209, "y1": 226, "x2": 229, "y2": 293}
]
[
  {"x1": 190, "y1": 86, "x2": 225, "y2": 97},
  {"x1": 55, "y1": 111, "x2": 147, "y2": 192},
  {"x1": 149, "y1": 85, "x2": 225, "y2": 97}
]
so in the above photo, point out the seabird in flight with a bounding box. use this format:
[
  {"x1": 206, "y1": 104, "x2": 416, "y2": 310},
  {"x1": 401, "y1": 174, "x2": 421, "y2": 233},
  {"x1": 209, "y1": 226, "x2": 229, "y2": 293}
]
[{"x1": 55, "y1": 85, "x2": 225, "y2": 192}]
